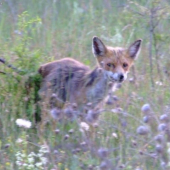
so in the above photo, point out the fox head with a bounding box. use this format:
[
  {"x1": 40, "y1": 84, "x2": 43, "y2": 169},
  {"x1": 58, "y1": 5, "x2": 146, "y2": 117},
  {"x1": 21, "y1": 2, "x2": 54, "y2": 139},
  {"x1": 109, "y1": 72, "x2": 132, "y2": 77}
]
[{"x1": 92, "y1": 37, "x2": 142, "y2": 83}]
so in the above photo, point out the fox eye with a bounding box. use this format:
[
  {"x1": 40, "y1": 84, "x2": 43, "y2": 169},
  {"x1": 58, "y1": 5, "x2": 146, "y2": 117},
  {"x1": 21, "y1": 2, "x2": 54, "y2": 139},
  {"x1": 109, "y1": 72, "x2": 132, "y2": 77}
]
[
  {"x1": 107, "y1": 63, "x2": 115, "y2": 68},
  {"x1": 123, "y1": 63, "x2": 128, "y2": 68},
  {"x1": 107, "y1": 63, "x2": 112, "y2": 67}
]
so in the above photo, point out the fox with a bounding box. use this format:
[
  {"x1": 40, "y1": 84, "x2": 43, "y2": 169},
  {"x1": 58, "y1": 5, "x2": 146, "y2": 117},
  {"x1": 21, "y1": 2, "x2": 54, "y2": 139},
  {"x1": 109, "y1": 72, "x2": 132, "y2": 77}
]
[{"x1": 38, "y1": 37, "x2": 142, "y2": 119}]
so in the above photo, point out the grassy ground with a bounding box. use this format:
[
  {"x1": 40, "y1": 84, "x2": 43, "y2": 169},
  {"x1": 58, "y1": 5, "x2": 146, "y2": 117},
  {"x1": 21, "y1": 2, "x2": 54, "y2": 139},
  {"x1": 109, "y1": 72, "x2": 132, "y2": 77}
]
[{"x1": 1, "y1": 0, "x2": 170, "y2": 169}]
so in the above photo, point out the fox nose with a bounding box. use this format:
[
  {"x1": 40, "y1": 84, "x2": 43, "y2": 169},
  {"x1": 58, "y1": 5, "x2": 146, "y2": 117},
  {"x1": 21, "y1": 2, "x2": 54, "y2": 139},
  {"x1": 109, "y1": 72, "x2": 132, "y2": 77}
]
[
  {"x1": 112, "y1": 73, "x2": 124, "y2": 82},
  {"x1": 119, "y1": 74, "x2": 124, "y2": 82}
]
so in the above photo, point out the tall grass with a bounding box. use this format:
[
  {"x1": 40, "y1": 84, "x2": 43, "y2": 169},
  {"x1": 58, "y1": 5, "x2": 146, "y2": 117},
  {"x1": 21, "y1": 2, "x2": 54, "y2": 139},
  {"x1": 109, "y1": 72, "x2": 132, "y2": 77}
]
[{"x1": 1, "y1": 0, "x2": 170, "y2": 169}]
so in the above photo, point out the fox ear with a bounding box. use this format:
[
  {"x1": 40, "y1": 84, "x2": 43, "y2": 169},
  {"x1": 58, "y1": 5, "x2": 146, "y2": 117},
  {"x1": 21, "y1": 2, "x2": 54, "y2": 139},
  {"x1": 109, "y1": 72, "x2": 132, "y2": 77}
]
[
  {"x1": 128, "y1": 39, "x2": 142, "y2": 59},
  {"x1": 92, "y1": 36, "x2": 107, "y2": 56}
]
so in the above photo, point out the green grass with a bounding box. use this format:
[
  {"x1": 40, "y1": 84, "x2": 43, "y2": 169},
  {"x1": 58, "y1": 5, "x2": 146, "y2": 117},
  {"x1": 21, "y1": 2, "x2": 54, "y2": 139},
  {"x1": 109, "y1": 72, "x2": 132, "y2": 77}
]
[{"x1": 1, "y1": 0, "x2": 170, "y2": 169}]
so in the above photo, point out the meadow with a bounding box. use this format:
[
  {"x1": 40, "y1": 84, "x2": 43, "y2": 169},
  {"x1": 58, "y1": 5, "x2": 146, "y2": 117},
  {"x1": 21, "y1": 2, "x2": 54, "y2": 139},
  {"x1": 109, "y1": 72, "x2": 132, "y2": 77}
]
[{"x1": 1, "y1": 0, "x2": 170, "y2": 169}]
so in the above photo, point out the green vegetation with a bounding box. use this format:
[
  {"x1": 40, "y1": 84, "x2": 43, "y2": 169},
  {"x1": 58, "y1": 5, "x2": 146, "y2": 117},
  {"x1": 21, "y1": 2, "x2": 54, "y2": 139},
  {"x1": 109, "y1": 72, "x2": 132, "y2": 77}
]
[{"x1": 1, "y1": 0, "x2": 170, "y2": 169}]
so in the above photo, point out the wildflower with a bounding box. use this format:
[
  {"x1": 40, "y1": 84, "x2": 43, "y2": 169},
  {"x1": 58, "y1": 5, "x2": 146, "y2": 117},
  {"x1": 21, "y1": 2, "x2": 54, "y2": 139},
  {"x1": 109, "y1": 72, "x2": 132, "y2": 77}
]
[
  {"x1": 155, "y1": 144, "x2": 163, "y2": 154},
  {"x1": 85, "y1": 110, "x2": 100, "y2": 124},
  {"x1": 72, "y1": 103, "x2": 77, "y2": 109},
  {"x1": 86, "y1": 102, "x2": 92, "y2": 108},
  {"x1": 80, "y1": 122, "x2": 89, "y2": 131},
  {"x1": 4, "y1": 144, "x2": 10, "y2": 149},
  {"x1": 16, "y1": 161, "x2": 22, "y2": 166},
  {"x1": 39, "y1": 145, "x2": 49, "y2": 153},
  {"x1": 100, "y1": 161, "x2": 109, "y2": 170},
  {"x1": 35, "y1": 162, "x2": 43, "y2": 167},
  {"x1": 28, "y1": 164, "x2": 35, "y2": 169},
  {"x1": 160, "y1": 114, "x2": 169, "y2": 122},
  {"x1": 98, "y1": 148, "x2": 109, "y2": 159},
  {"x1": 23, "y1": 163, "x2": 28, "y2": 167},
  {"x1": 129, "y1": 77, "x2": 135, "y2": 83},
  {"x1": 143, "y1": 116, "x2": 150, "y2": 123},
  {"x1": 37, "y1": 153, "x2": 43, "y2": 157},
  {"x1": 53, "y1": 150, "x2": 58, "y2": 154},
  {"x1": 160, "y1": 161, "x2": 166, "y2": 169},
  {"x1": 16, "y1": 119, "x2": 32, "y2": 129},
  {"x1": 68, "y1": 129, "x2": 74, "y2": 134},
  {"x1": 21, "y1": 153, "x2": 26, "y2": 158},
  {"x1": 119, "y1": 164, "x2": 125, "y2": 169},
  {"x1": 40, "y1": 157, "x2": 48, "y2": 164},
  {"x1": 80, "y1": 141, "x2": 86, "y2": 146},
  {"x1": 64, "y1": 107, "x2": 76, "y2": 119},
  {"x1": 14, "y1": 30, "x2": 22, "y2": 35},
  {"x1": 50, "y1": 108, "x2": 62, "y2": 120},
  {"x1": 75, "y1": 148, "x2": 81, "y2": 153},
  {"x1": 15, "y1": 151, "x2": 22, "y2": 157},
  {"x1": 28, "y1": 157, "x2": 34, "y2": 163},
  {"x1": 55, "y1": 129, "x2": 60, "y2": 134},
  {"x1": 28, "y1": 152, "x2": 37, "y2": 157},
  {"x1": 155, "y1": 81, "x2": 163, "y2": 86},
  {"x1": 141, "y1": 104, "x2": 151, "y2": 114},
  {"x1": 158, "y1": 123, "x2": 167, "y2": 131},
  {"x1": 111, "y1": 108, "x2": 123, "y2": 113},
  {"x1": 131, "y1": 140, "x2": 137, "y2": 147},
  {"x1": 136, "y1": 126, "x2": 149, "y2": 135},
  {"x1": 16, "y1": 138, "x2": 23, "y2": 143},
  {"x1": 154, "y1": 134, "x2": 165, "y2": 143},
  {"x1": 64, "y1": 134, "x2": 70, "y2": 140},
  {"x1": 112, "y1": 132, "x2": 118, "y2": 138},
  {"x1": 93, "y1": 123, "x2": 98, "y2": 128}
]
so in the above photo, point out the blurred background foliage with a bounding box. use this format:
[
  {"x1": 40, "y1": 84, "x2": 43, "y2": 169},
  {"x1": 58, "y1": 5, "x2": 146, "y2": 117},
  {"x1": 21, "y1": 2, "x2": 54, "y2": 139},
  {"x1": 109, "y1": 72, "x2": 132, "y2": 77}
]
[{"x1": 1, "y1": 0, "x2": 170, "y2": 169}]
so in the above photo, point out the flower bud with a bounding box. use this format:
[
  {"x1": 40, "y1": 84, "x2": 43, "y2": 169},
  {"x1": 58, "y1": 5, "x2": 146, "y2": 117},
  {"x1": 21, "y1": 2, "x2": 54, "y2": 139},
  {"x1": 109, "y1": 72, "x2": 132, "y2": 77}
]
[
  {"x1": 100, "y1": 161, "x2": 108, "y2": 170},
  {"x1": 160, "y1": 114, "x2": 169, "y2": 122},
  {"x1": 50, "y1": 108, "x2": 61, "y2": 120},
  {"x1": 155, "y1": 144, "x2": 163, "y2": 154},
  {"x1": 158, "y1": 124, "x2": 167, "y2": 131},
  {"x1": 136, "y1": 126, "x2": 149, "y2": 135},
  {"x1": 86, "y1": 110, "x2": 100, "y2": 124},
  {"x1": 64, "y1": 134, "x2": 69, "y2": 140},
  {"x1": 4, "y1": 144, "x2": 10, "y2": 149},
  {"x1": 64, "y1": 107, "x2": 75, "y2": 119},
  {"x1": 98, "y1": 148, "x2": 109, "y2": 159},
  {"x1": 55, "y1": 129, "x2": 60, "y2": 134},
  {"x1": 143, "y1": 116, "x2": 150, "y2": 123},
  {"x1": 154, "y1": 134, "x2": 165, "y2": 143},
  {"x1": 68, "y1": 129, "x2": 74, "y2": 134},
  {"x1": 141, "y1": 104, "x2": 151, "y2": 114}
]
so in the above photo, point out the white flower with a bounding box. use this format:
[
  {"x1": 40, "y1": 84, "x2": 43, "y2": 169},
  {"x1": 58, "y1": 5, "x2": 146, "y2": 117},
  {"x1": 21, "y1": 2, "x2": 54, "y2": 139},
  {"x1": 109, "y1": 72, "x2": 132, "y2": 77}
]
[
  {"x1": 16, "y1": 119, "x2": 32, "y2": 128},
  {"x1": 112, "y1": 132, "x2": 118, "y2": 138},
  {"x1": 39, "y1": 145, "x2": 49, "y2": 153},
  {"x1": 16, "y1": 138, "x2": 23, "y2": 143},
  {"x1": 27, "y1": 164, "x2": 35, "y2": 169},
  {"x1": 23, "y1": 163, "x2": 28, "y2": 167},
  {"x1": 15, "y1": 151, "x2": 21, "y2": 156},
  {"x1": 80, "y1": 122, "x2": 89, "y2": 131},
  {"x1": 37, "y1": 153, "x2": 43, "y2": 157},
  {"x1": 40, "y1": 157, "x2": 48, "y2": 164},
  {"x1": 155, "y1": 81, "x2": 163, "y2": 86},
  {"x1": 28, "y1": 157, "x2": 34, "y2": 163},
  {"x1": 16, "y1": 157, "x2": 23, "y2": 161},
  {"x1": 20, "y1": 153, "x2": 27, "y2": 158},
  {"x1": 16, "y1": 161, "x2": 22, "y2": 166},
  {"x1": 35, "y1": 162, "x2": 43, "y2": 167},
  {"x1": 28, "y1": 152, "x2": 37, "y2": 157}
]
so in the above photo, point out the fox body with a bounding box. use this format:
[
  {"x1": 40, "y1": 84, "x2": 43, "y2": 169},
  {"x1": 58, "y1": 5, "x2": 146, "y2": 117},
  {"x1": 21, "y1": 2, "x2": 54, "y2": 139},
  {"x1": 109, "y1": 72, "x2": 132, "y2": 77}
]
[{"x1": 39, "y1": 37, "x2": 142, "y2": 113}]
